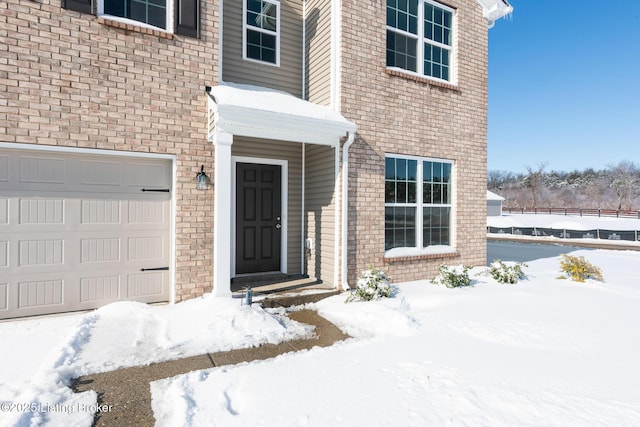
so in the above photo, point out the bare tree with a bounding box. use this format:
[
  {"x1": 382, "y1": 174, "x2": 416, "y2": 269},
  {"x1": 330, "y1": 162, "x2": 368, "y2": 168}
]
[
  {"x1": 523, "y1": 162, "x2": 547, "y2": 207},
  {"x1": 607, "y1": 161, "x2": 639, "y2": 210}
]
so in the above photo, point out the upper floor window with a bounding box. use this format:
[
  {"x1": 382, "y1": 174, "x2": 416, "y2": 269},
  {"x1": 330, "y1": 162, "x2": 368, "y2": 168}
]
[
  {"x1": 63, "y1": 0, "x2": 200, "y2": 38},
  {"x1": 102, "y1": 0, "x2": 169, "y2": 30},
  {"x1": 244, "y1": 0, "x2": 280, "y2": 66},
  {"x1": 386, "y1": 0, "x2": 454, "y2": 83},
  {"x1": 385, "y1": 155, "x2": 453, "y2": 252}
]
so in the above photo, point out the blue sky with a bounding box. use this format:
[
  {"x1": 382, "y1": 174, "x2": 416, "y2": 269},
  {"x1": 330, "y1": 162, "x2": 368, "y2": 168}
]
[{"x1": 487, "y1": 0, "x2": 640, "y2": 174}]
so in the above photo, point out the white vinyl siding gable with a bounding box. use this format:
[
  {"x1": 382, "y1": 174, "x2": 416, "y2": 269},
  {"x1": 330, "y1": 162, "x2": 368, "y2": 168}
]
[{"x1": 222, "y1": 0, "x2": 303, "y2": 97}]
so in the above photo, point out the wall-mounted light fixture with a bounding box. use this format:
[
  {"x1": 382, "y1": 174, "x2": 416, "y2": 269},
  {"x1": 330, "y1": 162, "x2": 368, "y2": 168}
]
[{"x1": 196, "y1": 165, "x2": 210, "y2": 190}]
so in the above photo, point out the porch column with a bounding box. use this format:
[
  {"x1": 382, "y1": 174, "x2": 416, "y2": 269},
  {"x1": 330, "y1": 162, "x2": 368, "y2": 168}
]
[{"x1": 213, "y1": 131, "x2": 233, "y2": 297}]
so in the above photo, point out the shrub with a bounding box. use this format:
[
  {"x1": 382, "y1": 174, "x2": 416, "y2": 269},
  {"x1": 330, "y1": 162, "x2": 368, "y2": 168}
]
[
  {"x1": 345, "y1": 267, "x2": 392, "y2": 303},
  {"x1": 489, "y1": 260, "x2": 527, "y2": 284},
  {"x1": 432, "y1": 264, "x2": 472, "y2": 288},
  {"x1": 558, "y1": 254, "x2": 604, "y2": 283}
]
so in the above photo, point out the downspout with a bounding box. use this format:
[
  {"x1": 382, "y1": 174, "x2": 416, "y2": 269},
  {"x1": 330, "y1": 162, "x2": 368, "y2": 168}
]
[{"x1": 341, "y1": 131, "x2": 355, "y2": 290}]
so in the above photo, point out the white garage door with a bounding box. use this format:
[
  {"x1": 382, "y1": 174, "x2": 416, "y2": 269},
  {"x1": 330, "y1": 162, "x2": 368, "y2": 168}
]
[{"x1": 0, "y1": 148, "x2": 172, "y2": 320}]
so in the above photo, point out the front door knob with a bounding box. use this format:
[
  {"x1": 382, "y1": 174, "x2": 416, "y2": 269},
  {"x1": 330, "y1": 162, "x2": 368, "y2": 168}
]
[{"x1": 275, "y1": 224, "x2": 281, "y2": 229}]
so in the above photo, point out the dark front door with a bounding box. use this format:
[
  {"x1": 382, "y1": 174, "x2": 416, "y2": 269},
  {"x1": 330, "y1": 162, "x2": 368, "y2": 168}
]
[{"x1": 236, "y1": 162, "x2": 282, "y2": 274}]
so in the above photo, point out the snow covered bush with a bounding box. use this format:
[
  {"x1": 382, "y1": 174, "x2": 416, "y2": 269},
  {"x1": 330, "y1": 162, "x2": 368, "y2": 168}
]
[
  {"x1": 432, "y1": 264, "x2": 472, "y2": 288},
  {"x1": 489, "y1": 260, "x2": 527, "y2": 284},
  {"x1": 558, "y1": 254, "x2": 604, "y2": 283},
  {"x1": 345, "y1": 267, "x2": 392, "y2": 303}
]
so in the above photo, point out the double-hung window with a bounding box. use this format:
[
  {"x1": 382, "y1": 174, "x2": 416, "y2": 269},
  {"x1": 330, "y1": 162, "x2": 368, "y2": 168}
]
[
  {"x1": 244, "y1": 0, "x2": 280, "y2": 66},
  {"x1": 385, "y1": 155, "x2": 452, "y2": 252},
  {"x1": 386, "y1": 0, "x2": 455, "y2": 83}
]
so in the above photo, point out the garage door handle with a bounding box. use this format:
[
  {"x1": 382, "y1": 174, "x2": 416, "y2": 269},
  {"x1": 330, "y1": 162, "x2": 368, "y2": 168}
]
[
  {"x1": 141, "y1": 188, "x2": 170, "y2": 193},
  {"x1": 140, "y1": 267, "x2": 169, "y2": 272}
]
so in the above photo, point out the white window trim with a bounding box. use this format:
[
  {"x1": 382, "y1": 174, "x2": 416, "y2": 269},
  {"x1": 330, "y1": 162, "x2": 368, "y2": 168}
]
[
  {"x1": 386, "y1": 0, "x2": 456, "y2": 85},
  {"x1": 242, "y1": 0, "x2": 281, "y2": 67},
  {"x1": 384, "y1": 153, "x2": 454, "y2": 258},
  {"x1": 97, "y1": 0, "x2": 174, "y2": 33}
]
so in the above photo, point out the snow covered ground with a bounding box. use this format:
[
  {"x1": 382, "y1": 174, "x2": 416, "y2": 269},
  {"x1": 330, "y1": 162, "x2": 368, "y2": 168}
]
[
  {"x1": 488, "y1": 213, "x2": 640, "y2": 232},
  {"x1": 1, "y1": 215, "x2": 640, "y2": 426}
]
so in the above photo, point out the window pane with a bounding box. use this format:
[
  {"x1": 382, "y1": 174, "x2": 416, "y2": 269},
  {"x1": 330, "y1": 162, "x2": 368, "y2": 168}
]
[
  {"x1": 433, "y1": 162, "x2": 442, "y2": 182},
  {"x1": 442, "y1": 162, "x2": 451, "y2": 183},
  {"x1": 397, "y1": 158, "x2": 407, "y2": 179},
  {"x1": 423, "y1": 207, "x2": 450, "y2": 247},
  {"x1": 105, "y1": 0, "x2": 125, "y2": 16},
  {"x1": 262, "y1": 33, "x2": 276, "y2": 49},
  {"x1": 433, "y1": 183, "x2": 442, "y2": 204},
  {"x1": 385, "y1": 157, "x2": 396, "y2": 179},
  {"x1": 423, "y1": 183, "x2": 432, "y2": 204},
  {"x1": 387, "y1": 30, "x2": 417, "y2": 72},
  {"x1": 423, "y1": 161, "x2": 433, "y2": 181},
  {"x1": 407, "y1": 159, "x2": 417, "y2": 180},
  {"x1": 247, "y1": 0, "x2": 261, "y2": 13},
  {"x1": 442, "y1": 183, "x2": 449, "y2": 204},
  {"x1": 247, "y1": 11, "x2": 259, "y2": 26},
  {"x1": 397, "y1": 182, "x2": 407, "y2": 203},
  {"x1": 262, "y1": 46, "x2": 276, "y2": 63},
  {"x1": 398, "y1": 11, "x2": 408, "y2": 31},
  {"x1": 385, "y1": 207, "x2": 417, "y2": 250},
  {"x1": 408, "y1": 182, "x2": 416, "y2": 203},
  {"x1": 385, "y1": 181, "x2": 396, "y2": 203},
  {"x1": 148, "y1": 4, "x2": 166, "y2": 28}
]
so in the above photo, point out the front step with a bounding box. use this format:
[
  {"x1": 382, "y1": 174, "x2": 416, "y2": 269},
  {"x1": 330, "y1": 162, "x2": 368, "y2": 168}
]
[{"x1": 260, "y1": 289, "x2": 341, "y2": 308}]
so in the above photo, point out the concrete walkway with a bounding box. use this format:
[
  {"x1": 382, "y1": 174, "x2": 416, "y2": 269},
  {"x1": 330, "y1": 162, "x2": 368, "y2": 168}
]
[{"x1": 72, "y1": 295, "x2": 349, "y2": 426}]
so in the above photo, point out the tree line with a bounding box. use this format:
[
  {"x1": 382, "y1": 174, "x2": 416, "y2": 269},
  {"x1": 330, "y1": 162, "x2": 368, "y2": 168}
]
[{"x1": 487, "y1": 161, "x2": 640, "y2": 210}]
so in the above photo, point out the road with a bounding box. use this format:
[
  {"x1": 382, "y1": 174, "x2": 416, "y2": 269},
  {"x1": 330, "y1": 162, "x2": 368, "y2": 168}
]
[{"x1": 486, "y1": 240, "x2": 589, "y2": 264}]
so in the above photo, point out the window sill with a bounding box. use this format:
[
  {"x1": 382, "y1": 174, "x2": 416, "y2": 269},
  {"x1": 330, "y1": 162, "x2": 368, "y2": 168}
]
[
  {"x1": 383, "y1": 247, "x2": 459, "y2": 263},
  {"x1": 385, "y1": 68, "x2": 460, "y2": 91},
  {"x1": 97, "y1": 16, "x2": 174, "y2": 39}
]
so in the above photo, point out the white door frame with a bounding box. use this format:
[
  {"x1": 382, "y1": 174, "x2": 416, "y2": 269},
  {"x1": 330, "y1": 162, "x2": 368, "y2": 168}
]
[{"x1": 231, "y1": 156, "x2": 288, "y2": 277}]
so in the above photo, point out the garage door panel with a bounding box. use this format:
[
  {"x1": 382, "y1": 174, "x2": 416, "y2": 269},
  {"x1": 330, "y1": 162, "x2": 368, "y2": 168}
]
[
  {"x1": 127, "y1": 162, "x2": 171, "y2": 189},
  {"x1": 17, "y1": 279, "x2": 64, "y2": 309},
  {"x1": 81, "y1": 238, "x2": 121, "y2": 263},
  {"x1": 18, "y1": 239, "x2": 64, "y2": 266},
  {"x1": 20, "y1": 156, "x2": 65, "y2": 185},
  {"x1": 80, "y1": 276, "x2": 121, "y2": 303},
  {"x1": 19, "y1": 199, "x2": 64, "y2": 224},
  {"x1": 128, "y1": 236, "x2": 165, "y2": 261},
  {"x1": 81, "y1": 200, "x2": 122, "y2": 225},
  {"x1": 81, "y1": 160, "x2": 122, "y2": 186},
  {"x1": 128, "y1": 200, "x2": 165, "y2": 224},
  {"x1": 127, "y1": 272, "x2": 166, "y2": 298}
]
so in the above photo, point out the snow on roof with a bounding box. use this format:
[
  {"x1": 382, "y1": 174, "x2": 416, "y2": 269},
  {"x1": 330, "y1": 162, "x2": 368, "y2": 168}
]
[
  {"x1": 208, "y1": 83, "x2": 354, "y2": 126},
  {"x1": 475, "y1": 0, "x2": 513, "y2": 25},
  {"x1": 207, "y1": 83, "x2": 356, "y2": 146},
  {"x1": 487, "y1": 190, "x2": 505, "y2": 201}
]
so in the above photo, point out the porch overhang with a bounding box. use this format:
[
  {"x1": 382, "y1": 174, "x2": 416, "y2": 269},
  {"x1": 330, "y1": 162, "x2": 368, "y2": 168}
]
[{"x1": 207, "y1": 83, "x2": 356, "y2": 146}]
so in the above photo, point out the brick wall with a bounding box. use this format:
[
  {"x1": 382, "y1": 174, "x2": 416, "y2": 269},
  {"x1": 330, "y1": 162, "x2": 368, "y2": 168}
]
[
  {"x1": 0, "y1": 0, "x2": 219, "y2": 301},
  {"x1": 340, "y1": 0, "x2": 489, "y2": 283}
]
